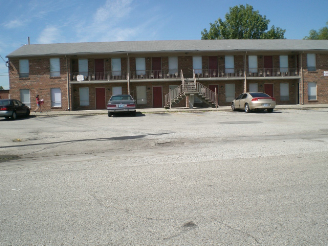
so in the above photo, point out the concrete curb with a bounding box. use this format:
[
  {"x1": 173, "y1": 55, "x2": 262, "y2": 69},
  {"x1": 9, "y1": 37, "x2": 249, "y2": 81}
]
[{"x1": 31, "y1": 104, "x2": 328, "y2": 117}]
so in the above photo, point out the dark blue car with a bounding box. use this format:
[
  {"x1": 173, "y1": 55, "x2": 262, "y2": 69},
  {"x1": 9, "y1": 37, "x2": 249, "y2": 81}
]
[{"x1": 0, "y1": 99, "x2": 30, "y2": 120}]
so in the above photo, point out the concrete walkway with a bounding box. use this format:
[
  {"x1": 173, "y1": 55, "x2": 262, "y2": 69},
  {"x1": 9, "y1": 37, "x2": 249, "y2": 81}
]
[{"x1": 33, "y1": 104, "x2": 328, "y2": 116}]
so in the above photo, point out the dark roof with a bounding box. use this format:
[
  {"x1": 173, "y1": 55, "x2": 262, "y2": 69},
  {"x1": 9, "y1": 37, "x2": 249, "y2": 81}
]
[{"x1": 7, "y1": 40, "x2": 328, "y2": 58}]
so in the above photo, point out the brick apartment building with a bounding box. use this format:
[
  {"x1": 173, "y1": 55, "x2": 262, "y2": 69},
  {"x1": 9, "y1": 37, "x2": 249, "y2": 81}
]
[{"x1": 6, "y1": 40, "x2": 328, "y2": 111}]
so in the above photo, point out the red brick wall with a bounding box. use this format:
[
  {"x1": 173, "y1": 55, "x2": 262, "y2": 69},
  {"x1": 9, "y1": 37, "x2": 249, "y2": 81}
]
[{"x1": 0, "y1": 90, "x2": 9, "y2": 99}]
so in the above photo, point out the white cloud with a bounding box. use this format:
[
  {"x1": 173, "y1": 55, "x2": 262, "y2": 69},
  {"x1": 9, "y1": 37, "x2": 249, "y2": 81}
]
[
  {"x1": 94, "y1": 0, "x2": 133, "y2": 24},
  {"x1": 3, "y1": 19, "x2": 25, "y2": 29},
  {"x1": 37, "y1": 26, "x2": 62, "y2": 44}
]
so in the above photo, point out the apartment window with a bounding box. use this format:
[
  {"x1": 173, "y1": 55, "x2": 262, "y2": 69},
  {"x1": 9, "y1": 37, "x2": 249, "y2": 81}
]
[
  {"x1": 193, "y1": 56, "x2": 202, "y2": 74},
  {"x1": 112, "y1": 86, "x2": 122, "y2": 95},
  {"x1": 136, "y1": 58, "x2": 146, "y2": 76},
  {"x1": 136, "y1": 86, "x2": 147, "y2": 104},
  {"x1": 280, "y1": 55, "x2": 288, "y2": 73},
  {"x1": 79, "y1": 87, "x2": 89, "y2": 106},
  {"x1": 307, "y1": 54, "x2": 316, "y2": 71},
  {"x1": 111, "y1": 58, "x2": 121, "y2": 76},
  {"x1": 248, "y1": 56, "x2": 258, "y2": 73},
  {"x1": 19, "y1": 59, "x2": 29, "y2": 78},
  {"x1": 280, "y1": 83, "x2": 289, "y2": 101},
  {"x1": 249, "y1": 83, "x2": 258, "y2": 92},
  {"x1": 51, "y1": 88, "x2": 61, "y2": 107},
  {"x1": 78, "y1": 59, "x2": 88, "y2": 77},
  {"x1": 225, "y1": 55, "x2": 234, "y2": 73},
  {"x1": 168, "y1": 57, "x2": 178, "y2": 75},
  {"x1": 308, "y1": 82, "x2": 317, "y2": 101},
  {"x1": 20, "y1": 89, "x2": 30, "y2": 108},
  {"x1": 50, "y1": 58, "x2": 60, "y2": 77},
  {"x1": 225, "y1": 84, "x2": 235, "y2": 102}
]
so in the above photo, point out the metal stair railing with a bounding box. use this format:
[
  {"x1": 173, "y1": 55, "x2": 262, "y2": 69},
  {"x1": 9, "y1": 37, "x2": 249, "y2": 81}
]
[{"x1": 193, "y1": 70, "x2": 218, "y2": 108}]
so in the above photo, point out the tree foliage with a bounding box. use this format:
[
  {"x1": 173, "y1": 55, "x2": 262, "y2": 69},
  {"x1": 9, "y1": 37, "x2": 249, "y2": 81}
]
[
  {"x1": 0, "y1": 86, "x2": 4, "y2": 90},
  {"x1": 201, "y1": 4, "x2": 286, "y2": 40},
  {"x1": 304, "y1": 22, "x2": 328, "y2": 40}
]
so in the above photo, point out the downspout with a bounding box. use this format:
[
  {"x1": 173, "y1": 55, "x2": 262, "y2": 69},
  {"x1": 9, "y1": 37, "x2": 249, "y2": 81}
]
[
  {"x1": 301, "y1": 52, "x2": 304, "y2": 105},
  {"x1": 127, "y1": 53, "x2": 130, "y2": 95},
  {"x1": 244, "y1": 52, "x2": 247, "y2": 93},
  {"x1": 66, "y1": 55, "x2": 70, "y2": 110}
]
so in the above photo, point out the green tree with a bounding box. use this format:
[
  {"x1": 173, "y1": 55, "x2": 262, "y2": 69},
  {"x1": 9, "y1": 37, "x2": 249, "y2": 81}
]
[
  {"x1": 201, "y1": 4, "x2": 286, "y2": 40},
  {"x1": 304, "y1": 22, "x2": 328, "y2": 40},
  {"x1": 0, "y1": 86, "x2": 4, "y2": 90}
]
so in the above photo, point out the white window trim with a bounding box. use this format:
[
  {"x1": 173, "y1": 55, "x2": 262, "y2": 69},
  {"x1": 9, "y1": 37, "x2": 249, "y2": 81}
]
[
  {"x1": 248, "y1": 56, "x2": 258, "y2": 73},
  {"x1": 19, "y1": 59, "x2": 29, "y2": 78},
  {"x1": 111, "y1": 58, "x2": 121, "y2": 76},
  {"x1": 50, "y1": 58, "x2": 60, "y2": 77},
  {"x1": 280, "y1": 83, "x2": 289, "y2": 101},
  {"x1": 279, "y1": 55, "x2": 288, "y2": 73},
  {"x1": 225, "y1": 55, "x2": 234, "y2": 73},
  {"x1": 168, "y1": 57, "x2": 178, "y2": 75},
  {"x1": 193, "y1": 56, "x2": 202, "y2": 74},
  {"x1": 136, "y1": 58, "x2": 146, "y2": 76},
  {"x1": 307, "y1": 54, "x2": 316, "y2": 71},
  {"x1": 51, "y1": 88, "x2": 62, "y2": 107},
  {"x1": 308, "y1": 82, "x2": 317, "y2": 101},
  {"x1": 79, "y1": 87, "x2": 89, "y2": 106}
]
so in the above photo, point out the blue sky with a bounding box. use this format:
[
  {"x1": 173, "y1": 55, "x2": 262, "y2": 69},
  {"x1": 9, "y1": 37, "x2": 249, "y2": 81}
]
[{"x1": 0, "y1": 0, "x2": 327, "y2": 89}]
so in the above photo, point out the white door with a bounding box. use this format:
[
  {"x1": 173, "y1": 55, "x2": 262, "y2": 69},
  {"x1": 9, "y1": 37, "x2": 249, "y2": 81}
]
[
  {"x1": 20, "y1": 89, "x2": 30, "y2": 108},
  {"x1": 51, "y1": 88, "x2": 61, "y2": 107},
  {"x1": 112, "y1": 86, "x2": 122, "y2": 96}
]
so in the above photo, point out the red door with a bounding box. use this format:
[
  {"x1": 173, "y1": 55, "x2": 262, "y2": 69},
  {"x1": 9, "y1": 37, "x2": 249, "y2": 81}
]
[
  {"x1": 152, "y1": 57, "x2": 161, "y2": 78},
  {"x1": 96, "y1": 88, "x2": 106, "y2": 109},
  {"x1": 209, "y1": 56, "x2": 218, "y2": 77},
  {"x1": 264, "y1": 84, "x2": 274, "y2": 97},
  {"x1": 95, "y1": 59, "x2": 104, "y2": 80},
  {"x1": 264, "y1": 56, "x2": 273, "y2": 76},
  {"x1": 153, "y1": 86, "x2": 162, "y2": 108}
]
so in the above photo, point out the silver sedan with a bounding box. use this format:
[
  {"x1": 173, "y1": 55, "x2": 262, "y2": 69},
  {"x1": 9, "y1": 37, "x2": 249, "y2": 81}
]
[
  {"x1": 107, "y1": 94, "x2": 136, "y2": 117},
  {"x1": 231, "y1": 92, "x2": 276, "y2": 113}
]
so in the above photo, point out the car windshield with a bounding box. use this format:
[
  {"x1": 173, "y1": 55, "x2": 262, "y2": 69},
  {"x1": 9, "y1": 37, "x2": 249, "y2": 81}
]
[
  {"x1": 0, "y1": 100, "x2": 11, "y2": 106},
  {"x1": 249, "y1": 93, "x2": 270, "y2": 98},
  {"x1": 110, "y1": 95, "x2": 132, "y2": 101}
]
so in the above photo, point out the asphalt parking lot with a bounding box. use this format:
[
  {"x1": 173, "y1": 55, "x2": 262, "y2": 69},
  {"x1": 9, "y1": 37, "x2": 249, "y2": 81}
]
[{"x1": 1, "y1": 109, "x2": 328, "y2": 245}]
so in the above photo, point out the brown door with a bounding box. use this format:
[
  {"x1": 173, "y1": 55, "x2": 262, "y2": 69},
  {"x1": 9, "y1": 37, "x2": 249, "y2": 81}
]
[
  {"x1": 152, "y1": 57, "x2": 161, "y2": 78},
  {"x1": 153, "y1": 86, "x2": 162, "y2": 108},
  {"x1": 209, "y1": 56, "x2": 218, "y2": 77},
  {"x1": 264, "y1": 84, "x2": 274, "y2": 97},
  {"x1": 96, "y1": 88, "x2": 106, "y2": 109},
  {"x1": 209, "y1": 85, "x2": 219, "y2": 105},
  {"x1": 264, "y1": 56, "x2": 273, "y2": 75},
  {"x1": 95, "y1": 59, "x2": 104, "y2": 80}
]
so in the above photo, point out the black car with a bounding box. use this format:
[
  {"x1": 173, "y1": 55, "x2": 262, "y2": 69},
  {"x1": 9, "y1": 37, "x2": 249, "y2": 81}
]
[{"x1": 0, "y1": 99, "x2": 30, "y2": 120}]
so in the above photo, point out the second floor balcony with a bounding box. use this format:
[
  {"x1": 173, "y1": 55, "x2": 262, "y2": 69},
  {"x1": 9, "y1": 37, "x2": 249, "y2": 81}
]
[{"x1": 69, "y1": 68, "x2": 300, "y2": 83}]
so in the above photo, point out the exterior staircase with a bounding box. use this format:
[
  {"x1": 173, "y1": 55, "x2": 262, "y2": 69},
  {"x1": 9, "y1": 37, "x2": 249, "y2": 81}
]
[{"x1": 164, "y1": 70, "x2": 219, "y2": 109}]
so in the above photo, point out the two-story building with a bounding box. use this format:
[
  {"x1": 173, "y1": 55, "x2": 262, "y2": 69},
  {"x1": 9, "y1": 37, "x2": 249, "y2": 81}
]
[{"x1": 6, "y1": 40, "x2": 328, "y2": 111}]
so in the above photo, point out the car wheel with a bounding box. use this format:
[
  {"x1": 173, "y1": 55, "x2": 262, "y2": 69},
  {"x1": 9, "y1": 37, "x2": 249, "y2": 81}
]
[
  {"x1": 245, "y1": 104, "x2": 250, "y2": 113},
  {"x1": 26, "y1": 109, "x2": 30, "y2": 117},
  {"x1": 12, "y1": 111, "x2": 17, "y2": 120},
  {"x1": 267, "y1": 108, "x2": 273, "y2": 113},
  {"x1": 108, "y1": 112, "x2": 112, "y2": 117},
  {"x1": 231, "y1": 102, "x2": 236, "y2": 111}
]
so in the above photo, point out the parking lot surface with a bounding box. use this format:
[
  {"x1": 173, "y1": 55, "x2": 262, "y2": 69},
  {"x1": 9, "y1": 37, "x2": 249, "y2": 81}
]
[{"x1": 1, "y1": 109, "x2": 328, "y2": 245}]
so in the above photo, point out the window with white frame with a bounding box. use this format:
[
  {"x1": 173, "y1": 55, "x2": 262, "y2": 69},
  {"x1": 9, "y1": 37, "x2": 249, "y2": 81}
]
[
  {"x1": 193, "y1": 56, "x2": 202, "y2": 74},
  {"x1": 248, "y1": 55, "x2": 258, "y2": 73},
  {"x1": 50, "y1": 58, "x2": 60, "y2": 77},
  {"x1": 20, "y1": 89, "x2": 30, "y2": 108},
  {"x1": 280, "y1": 83, "x2": 289, "y2": 101},
  {"x1": 249, "y1": 83, "x2": 258, "y2": 92},
  {"x1": 307, "y1": 54, "x2": 316, "y2": 71},
  {"x1": 308, "y1": 82, "x2": 317, "y2": 101},
  {"x1": 78, "y1": 59, "x2": 88, "y2": 77},
  {"x1": 51, "y1": 88, "x2": 61, "y2": 107},
  {"x1": 136, "y1": 86, "x2": 147, "y2": 104},
  {"x1": 280, "y1": 55, "x2": 288, "y2": 73},
  {"x1": 112, "y1": 86, "x2": 122, "y2": 95},
  {"x1": 79, "y1": 87, "x2": 89, "y2": 106},
  {"x1": 225, "y1": 55, "x2": 234, "y2": 73},
  {"x1": 225, "y1": 84, "x2": 235, "y2": 102},
  {"x1": 168, "y1": 57, "x2": 178, "y2": 75},
  {"x1": 111, "y1": 58, "x2": 121, "y2": 76},
  {"x1": 19, "y1": 59, "x2": 29, "y2": 78},
  {"x1": 136, "y1": 58, "x2": 146, "y2": 76}
]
